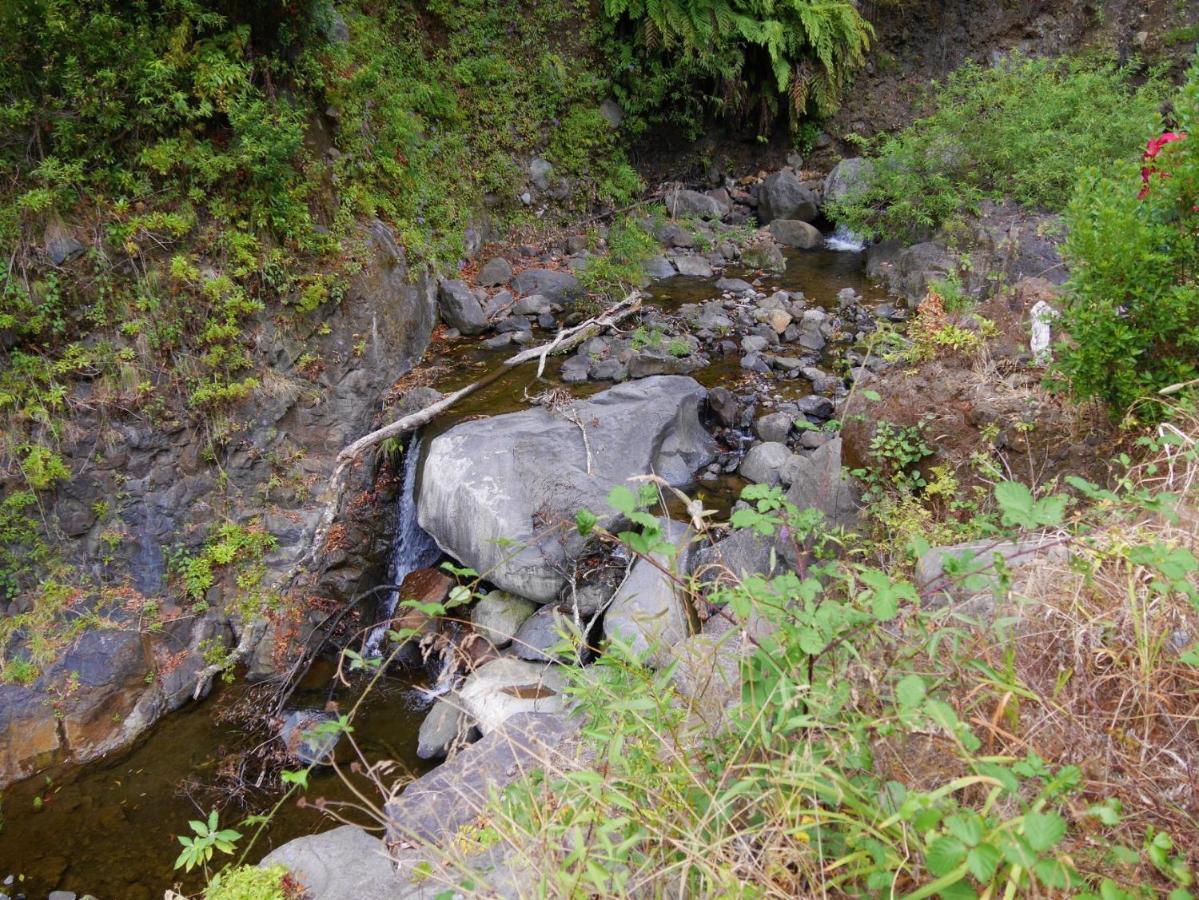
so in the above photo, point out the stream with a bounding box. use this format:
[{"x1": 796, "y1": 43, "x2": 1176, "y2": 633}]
[{"x1": 0, "y1": 246, "x2": 885, "y2": 898}]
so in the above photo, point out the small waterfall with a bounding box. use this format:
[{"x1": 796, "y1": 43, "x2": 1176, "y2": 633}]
[
  {"x1": 825, "y1": 224, "x2": 866, "y2": 252},
  {"x1": 364, "y1": 435, "x2": 441, "y2": 657}
]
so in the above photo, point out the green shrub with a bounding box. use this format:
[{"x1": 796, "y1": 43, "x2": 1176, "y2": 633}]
[
  {"x1": 578, "y1": 215, "x2": 657, "y2": 301},
  {"x1": 831, "y1": 56, "x2": 1165, "y2": 241},
  {"x1": 1056, "y1": 58, "x2": 1199, "y2": 421}
]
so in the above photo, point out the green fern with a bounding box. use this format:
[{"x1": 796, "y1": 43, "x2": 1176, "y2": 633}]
[{"x1": 602, "y1": 0, "x2": 873, "y2": 132}]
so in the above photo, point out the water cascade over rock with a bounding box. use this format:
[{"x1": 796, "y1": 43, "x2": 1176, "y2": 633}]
[{"x1": 364, "y1": 436, "x2": 441, "y2": 658}]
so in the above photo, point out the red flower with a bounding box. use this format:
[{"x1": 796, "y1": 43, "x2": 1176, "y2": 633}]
[
  {"x1": 1144, "y1": 132, "x2": 1186, "y2": 159},
  {"x1": 1139, "y1": 131, "x2": 1186, "y2": 199}
]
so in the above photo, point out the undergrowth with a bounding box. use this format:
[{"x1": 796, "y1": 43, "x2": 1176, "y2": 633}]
[{"x1": 831, "y1": 56, "x2": 1166, "y2": 242}]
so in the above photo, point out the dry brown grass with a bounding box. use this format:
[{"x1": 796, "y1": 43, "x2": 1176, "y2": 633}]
[{"x1": 903, "y1": 414, "x2": 1199, "y2": 887}]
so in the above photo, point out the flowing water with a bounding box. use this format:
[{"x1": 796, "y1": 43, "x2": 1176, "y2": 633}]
[
  {"x1": 0, "y1": 245, "x2": 883, "y2": 898},
  {"x1": 363, "y1": 436, "x2": 441, "y2": 658}
]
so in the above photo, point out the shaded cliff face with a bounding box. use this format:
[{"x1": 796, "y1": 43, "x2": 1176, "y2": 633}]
[{"x1": 0, "y1": 220, "x2": 437, "y2": 787}]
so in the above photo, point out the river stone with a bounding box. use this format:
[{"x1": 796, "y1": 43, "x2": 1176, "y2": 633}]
[
  {"x1": 767, "y1": 219, "x2": 823, "y2": 249},
  {"x1": 279, "y1": 710, "x2": 340, "y2": 766},
  {"x1": 715, "y1": 277, "x2": 755, "y2": 294},
  {"x1": 386, "y1": 712, "x2": 582, "y2": 846},
  {"x1": 43, "y1": 221, "x2": 86, "y2": 265},
  {"x1": 797, "y1": 395, "x2": 835, "y2": 420},
  {"x1": 671, "y1": 255, "x2": 713, "y2": 277},
  {"x1": 560, "y1": 354, "x2": 590, "y2": 383},
  {"x1": 471, "y1": 591, "x2": 537, "y2": 648},
  {"x1": 916, "y1": 535, "x2": 1068, "y2": 615},
  {"x1": 419, "y1": 376, "x2": 717, "y2": 602},
  {"x1": 766, "y1": 308, "x2": 793, "y2": 334},
  {"x1": 529, "y1": 157, "x2": 554, "y2": 191},
  {"x1": 511, "y1": 268, "x2": 580, "y2": 304},
  {"x1": 656, "y1": 221, "x2": 695, "y2": 248},
  {"x1": 754, "y1": 412, "x2": 794, "y2": 443},
  {"x1": 512, "y1": 605, "x2": 574, "y2": 663},
  {"x1": 707, "y1": 387, "x2": 741, "y2": 428},
  {"x1": 437, "y1": 278, "x2": 488, "y2": 335},
  {"x1": 600, "y1": 98, "x2": 624, "y2": 127},
  {"x1": 692, "y1": 527, "x2": 787, "y2": 587},
  {"x1": 478, "y1": 257, "x2": 513, "y2": 287},
  {"x1": 741, "y1": 334, "x2": 769, "y2": 354},
  {"x1": 783, "y1": 438, "x2": 860, "y2": 530},
  {"x1": 604, "y1": 519, "x2": 695, "y2": 666},
  {"x1": 627, "y1": 349, "x2": 699, "y2": 378},
  {"x1": 643, "y1": 255, "x2": 676, "y2": 279},
  {"x1": 261, "y1": 825, "x2": 422, "y2": 900},
  {"x1": 739, "y1": 442, "x2": 795, "y2": 486},
  {"x1": 666, "y1": 188, "x2": 725, "y2": 220},
  {"x1": 457, "y1": 658, "x2": 566, "y2": 734},
  {"x1": 757, "y1": 172, "x2": 818, "y2": 224},
  {"x1": 669, "y1": 627, "x2": 744, "y2": 733},
  {"x1": 417, "y1": 696, "x2": 469, "y2": 760},
  {"x1": 740, "y1": 240, "x2": 786, "y2": 272},
  {"x1": 591, "y1": 358, "x2": 627, "y2": 381},
  {"x1": 511, "y1": 293, "x2": 550, "y2": 316}
]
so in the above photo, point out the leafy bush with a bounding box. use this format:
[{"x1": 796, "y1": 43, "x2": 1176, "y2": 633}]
[
  {"x1": 1056, "y1": 58, "x2": 1199, "y2": 421},
  {"x1": 831, "y1": 56, "x2": 1165, "y2": 241},
  {"x1": 578, "y1": 215, "x2": 657, "y2": 301},
  {"x1": 599, "y1": 0, "x2": 873, "y2": 135}
]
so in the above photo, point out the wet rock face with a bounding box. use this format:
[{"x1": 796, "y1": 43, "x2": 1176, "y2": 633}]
[
  {"x1": 3, "y1": 219, "x2": 439, "y2": 789},
  {"x1": 418, "y1": 376, "x2": 718, "y2": 602}
]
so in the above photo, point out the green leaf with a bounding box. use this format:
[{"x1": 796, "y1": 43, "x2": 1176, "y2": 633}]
[
  {"x1": 1033, "y1": 857, "x2": 1073, "y2": 889},
  {"x1": 998, "y1": 833, "x2": 1037, "y2": 868},
  {"x1": 967, "y1": 842, "x2": 1002, "y2": 882},
  {"x1": 608, "y1": 484, "x2": 637, "y2": 515},
  {"x1": 862, "y1": 388, "x2": 882, "y2": 402},
  {"x1": 1023, "y1": 810, "x2": 1067, "y2": 852},
  {"x1": 575, "y1": 507, "x2": 598, "y2": 536},
  {"x1": 281, "y1": 768, "x2": 309, "y2": 789},
  {"x1": 926, "y1": 835, "x2": 967, "y2": 877},
  {"x1": 895, "y1": 674, "x2": 927, "y2": 708},
  {"x1": 944, "y1": 813, "x2": 983, "y2": 847},
  {"x1": 994, "y1": 481, "x2": 1035, "y2": 526}
]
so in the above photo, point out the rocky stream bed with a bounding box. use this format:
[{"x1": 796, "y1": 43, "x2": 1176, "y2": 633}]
[{"x1": 0, "y1": 159, "x2": 1065, "y2": 897}]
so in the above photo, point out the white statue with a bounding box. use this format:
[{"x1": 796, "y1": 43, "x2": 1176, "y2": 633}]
[{"x1": 1030, "y1": 300, "x2": 1056, "y2": 364}]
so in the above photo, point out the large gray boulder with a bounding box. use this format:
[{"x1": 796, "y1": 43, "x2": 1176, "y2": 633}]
[
  {"x1": 604, "y1": 519, "x2": 694, "y2": 666},
  {"x1": 783, "y1": 438, "x2": 860, "y2": 530},
  {"x1": 471, "y1": 590, "x2": 536, "y2": 648},
  {"x1": 739, "y1": 442, "x2": 795, "y2": 486},
  {"x1": 757, "y1": 172, "x2": 818, "y2": 224},
  {"x1": 767, "y1": 219, "x2": 823, "y2": 249},
  {"x1": 458, "y1": 657, "x2": 566, "y2": 734},
  {"x1": 511, "y1": 268, "x2": 580, "y2": 304},
  {"x1": 386, "y1": 712, "x2": 583, "y2": 844},
  {"x1": 666, "y1": 188, "x2": 726, "y2": 220},
  {"x1": 261, "y1": 825, "x2": 435, "y2": 900},
  {"x1": 916, "y1": 535, "x2": 1068, "y2": 616},
  {"x1": 419, "y1": 376, "x2": 717, "y2": 601},
  {"x1": 437, "y1": 278, "x2": 488, "y2": 335},
  {"x1": 478, "y1": 257, "x2": 514, "y2": 287},
  {"x1": 822, "y1": 157, "x2": 873, "y2": 209}
]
